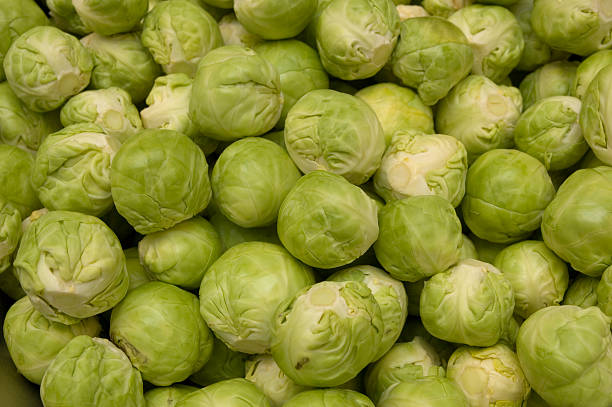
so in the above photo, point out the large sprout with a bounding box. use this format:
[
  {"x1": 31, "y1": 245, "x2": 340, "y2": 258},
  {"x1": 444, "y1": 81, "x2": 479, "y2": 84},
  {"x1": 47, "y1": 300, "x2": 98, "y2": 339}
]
[
  {"x1": 421, "y1": 0, "x2": 472, "y2": 18},
  {"x1": 520, "y1": 61, "x2": 578, "y2": 110},
  {"x1": 175, "y1": 378, "x2": 270, "y2": 407},
  {"x1": 580, "y1": 64, "x2": 612, "y2": 165},
  {"x1": 0, "y1": 145, "x2": 41, "y2": 218},
  {"x1": 46, "y1": 0, "x2": 90, "y2": 36},
  {"x1": 234, "y1": 0, "x2": 317, "y2": 40},
  {"x1": 573, "y1": 50, "x2": 612, "y2": 99},
  {"x1": 144, "y1": 385, "x2": 198, "y2": 407},
  {"x1": 71, "y1": 0, "x2": 148, "y2": 36},
  {"x1": 284, "y1": 389, "x2": 374, "y2": 407},
  {"x1": 377, "y1": 377, "x2": 469, "y2": 407}
]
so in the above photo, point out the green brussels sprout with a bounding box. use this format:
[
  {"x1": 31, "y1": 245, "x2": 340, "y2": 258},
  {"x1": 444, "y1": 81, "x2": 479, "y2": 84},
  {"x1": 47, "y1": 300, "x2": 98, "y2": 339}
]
[
  {"x1": 111, "y1": 129, "x2": 212, "y2": 235},
  {"x1": 211, "y1": 138, "x2": 301, "y2": 228},
  {"x1": 531, "y1": 0, "x2": 612, "y2": 56},
  {"x1": 189, "y1": 336, "x2": 247, "y2": 386},
  {"x1": 459, "y1": 234, "x2": 478, "y2": 261},
  {"x1": 573, "y1": 50, "x2": 612, "y2": 99},
  {"x1": 13, "y1": 210, "x2": 128, "y2": 324},
  {"x1": 364, "y1": 338, "x2": 446, "y2": 404},
  {"x1": 208, "y1": 212, "x2": 281, "y2": 251},
  {"x1": 81, "y1": 32, "x2": 162, "y2": 104},
  {"x1": 514, "y1": 96, "x2": 588, "y2": 171},
  {"x1": 421, "y1": 0, "x2": 472, "y2": 18},
  {"x1": 46, "y1": 0, "x2": 91, "y2": 36},
  {"x1": 374, "y1": 195, "x2": 463, "y2": 282},
  {"x1": 391, "y1": 17, "x2": 473, "y2": 105},
  {"x1": 123, "y1": 248, "x2": 151, "y2": 292},
  {"x1": 436, "y1": 75, "x2": 522, "y2": 163},
  {"x1": 32, "y1": 123, "x2": 121, "y2": 216},
  {"x1": 328, "y1": 265, "x2": 408, "y2": 360},
  {"x1": 0, "y1": 266, "x2": 26, "y2": 300},
  {"x1": 190, "y1": 45, "x2": 283, "y2": 141},
  {"x1": 355, "y1": 83, "x2": 434, "y2": 145},
  {"x1": 580, "y1": 64, "x2": 612, "y2": 165},
  {"x1": 494, "y1": 241, "x2": 569, "y2": 319},
  {"x1": 597, "y1": 266, "x2": 612, "y2": 317},
  {"x1": 142, "y1": 0, "x2": 222, "y2": 76},
  {"x1": 176, "y1": 378, "x2": 270, "y2": 407},
  {"x1": 4, "y1": 26, "x2": 92, "y2": 112},
  {"x1": 284, "y1": 89, "x2": 385, "y2": 185},
  {"x1": 40, "y1": 336, "x2": 145, "y2": 407},
  {"x1": 255, "y1": 40, "x2": 329, "y2": 128},
  {"x1": 271, "y1": 281, "x2": 384, "y2": 387},
  {"x1": 420, "y1": 259, "x2": 515, "y2": 347},
  {"x1": 462, "y1": 149, "x2": 555, "y2": 243},
  {"x1": 199, "y1": 242, "x2": 314, "y2": 354},
  {"x1": 315, "y1": 0, "x2": 399, "y2": 80},
  {"x1": 373, "y1": 131, "x2": 468, "y2": 207},
  {"x1": 541, "y1": 167, "x2": 612, "y2": 277},
  {"x1": 562, "y1": 275, "x2": 600, "y2": 307},
  {"x1": 284, "y1": 389, "x2": 374, "y2": 407},
  {"x1": 500, "y1": 315, "x2": 521, "y2": 349},
  {"x1": 447, "y1": 343, "x2": 530, "y2": 407},
  {"x1": 517, "y1": 305, "x2": 612, "y2": 407},
  {"x1": 144, "y1": 385, "x2": 199, "y2": 407},
  {"x1": 72, "y1": 0, "x2": 148, "y2": 36},
  {"x1": 245, "y1": 354, "x2": 311, "y2": 407},
  {"x1": 110, "y1": 281, "x2": 214, "y2": 386},
  {"x1": 396, "y1": 5, "x2": 430, "y2": 20},
  {"x1": 60, "y1": 88, "x2": 142, "y2": 143},
  {"x1": 0, "y1": 200, "x2": 21, "y2": 273},
  {"x1": 520, "y1": 61, "x2": 578, "y2": 110},
  {"x1": 218, "y1": 13, "x2": 262, "y2": 48},
  {"x1": 448, "y1": 5, "x2": 524, "y2": 84},
  {"x1": 0, "y1": 145, "x2": 40, "y2": 218},
  {"x1": 3, "y1": 296, "x2": 101, "y2": 384},
  {"x1": 277, "y1": 171, "x2": 379, "y2": 269},
  {"x1": 234, "y1": 0, "x2": 316, "y2": 40},
  {"x1": 378, "y1": 376, "x2": 469, "y2": 407}
]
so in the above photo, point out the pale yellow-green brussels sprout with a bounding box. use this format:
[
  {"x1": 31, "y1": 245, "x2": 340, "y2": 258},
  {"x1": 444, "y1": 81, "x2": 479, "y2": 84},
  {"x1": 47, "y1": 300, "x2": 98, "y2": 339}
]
[
  {"x1": 462, "y1": 149, "x2": 555, "y2": 244},
  {"x1": 364, "y1": 338, "x2": 446, "y2": 404},
  {"x1": 531, "y1": 0, "x2": 612, "y2": 56},
  {"x1": 374, "y1": 195, "x2": 463, "y2": 282},
  {"x1": 110, "y1": 281, "x2": 214, "y2": 386},
  {"x1": 422, "y1": 0, "x2": 472, "y2": 18},
  {"x1": 234, "y1": 0, "x2": 316, "y2": 40},
  {"x1": 316, "y1": 0, "x2": 399, "y2": 80},
  {"x1": 517, "y1": 305, "x2": 612, "y2": 407},
  {"x1": 4, "y1": 26, "x2": 92, "y2": 112},
  {"x1": 123, "y1": 248, "x2": 152, "y2": 292},
  {"x1": 199, "y1": 242, "x2": 314, "y2": 354},
  {"x1": 580, "y1": 64, "x2": 612, "y2": 165},
  {"x1": 541, "y1": 167, "x2": 612, "y2": 277},
  {"x1": 142, "y1": 0, "x2": 223, "y2": 77},
  {"x1": 60, "y1": 88, "x2": 142, "y2": 143},
  {"x1": 208, "y1": 212, "x2": 281, "y2": 251},
  {"x1": 110, "y1": 129, "x2": 212, "y2": 235},
  {"x1": 284, "y1": 89, "x2": 385, "y2": 185},
  {"x1": 373, "y1": 131, "x2": 468, "y2": 207},
  {"x1": 46, "y1": 0, "x2": 90, "y2": 36},
  {"x1": 190, "y1": 45, "x2": 282, "y2": 141},
  {"x1": 40, "y1": 336, "x2": 145, "y2": 407},
  {"x1": 378, "y1": 376, "x2": 469, "y2": 407},
  {"x1": 138, "y1": 217, "x2": 222, "y2": 289},
  {"x1": 420, "y1": 259, "x2": 515, "y2": 347},
  {"x1": 0, "y1": 145, "x2": 41, "y2": 219},
  {"x1": 328, "y1": 265, "x2": 408, "y2": 361},
  {"x1": 144, "y1": 385, "x2": 199, "y2": 407},
  {"x1": 447, "y1": 343, "x2": 530, "y2": 407},
  {"x1": 391, "y1": 17, "x2": 473, "y2": 105},
  {"x1": 396, "y1": 5, "x2": 429, "y2": 19},
  {"x1": 520, "y1": 61, "x2": 578, "y2": 110},
  {"x1": 3, "y1": 296, "x2": 101, "y2": 384},
  {"x1": 436, "y1": 75, "x2": 522, "y2": 163},
  {"x1": 189, "y1": 336, "x2": 247, "y2": 386},
  {"x1": 355, "y1": 83, "x2": 434, "y2": 145},
  {"x1": 81, "y1": 32, "x2": 162, "y2": 104},
  {"x1": 597, "y1": 266, "x2": 612, "y2": 317},
  {"x1": 31, "y1": 123, "x2": 121, "y2": 216},
  {"x1": 284, "y1": 389, "x2": 374, "y2": 407},
  {"x1": 562, "y1": 275, "x2": 600, "y2": 307},
  {"x1": 0, "y1": 200, "x2": 21, "y2": 273},
  {"x1": 448, "y1": 5, "x2": 524, "y2": 84},
  {"x1": 176, "y1": 378, "x2": 270, "y2": 407},
  {"x1": 573, "y1": 50, "x2": 612, "y2": 99},
  {"x1": 277, "y1": 171, "x2": 379, "y2": 269},
  {"x1": 459, "y1": 234, "x2": 478, "y2": 261},
  {"x1": 218, "y1": 13, "x2": 262, "y2": 48},
  {"x1": 271, "y1": 281, "x2": 383, "y2": 387},
  {"x1": 494, "y1": 241, "x2": 569, "y2": 319},
  {"x1": 72, "y1": 0, "x2": 148, "y2": 36}
]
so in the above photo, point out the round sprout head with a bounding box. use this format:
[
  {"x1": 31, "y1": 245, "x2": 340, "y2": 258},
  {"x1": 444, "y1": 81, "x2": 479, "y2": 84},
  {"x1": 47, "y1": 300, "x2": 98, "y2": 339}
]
[
  {"x1": 144, "y1": 385, "x2": 198, "y2": 407},
  {"x1": 597, "y1": 266, "x2": 612, "y2": 317},
  {"x1": 175, "y1": 378, "x2": 271, "y2": 407},
  {"x1": 0, "y1": 145, "x2": 41, "y2": 218},
  {"x1": 47, "y1": 0, "x2": 91, "y2": 36},
  {"x1": 218, "y1": 13, "x2": 263, "y2": 48},
  {"x1": 520, "y1": 61, "x2": 578, "y2": 110},
  {"x1": 234, "y1": 0, "x2": 317, "y2": 40},
  {"x1": 562, "y1": 275, "x2": 600, "y2": 308},
  {"x1": 284, "y1": 389, "x2": 375, "y2": 407},
  {"x1": 421, "y1": 0, "x2": 471, "y2": 18},
  {"x1": 580, "y1": 64, "x2": 612, "y2": 165},
  {"x1": 0, "y1": 199, "x2": 21, "y2": 273},
  {"x1": 573, "y1": 50, "x2": 612, "y2": 100},
  {"x1": 378, "y1": 376, "x2": 469, "y2": 407},
  {"x1": 71, "y1": 0, "x2": 148, "y2": 36}
]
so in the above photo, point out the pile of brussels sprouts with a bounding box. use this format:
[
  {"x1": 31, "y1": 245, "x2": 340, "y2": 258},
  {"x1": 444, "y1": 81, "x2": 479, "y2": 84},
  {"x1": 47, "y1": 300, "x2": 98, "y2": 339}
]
[{"x1": 2, "y1": 0, "x2": 612, "y2": 406}]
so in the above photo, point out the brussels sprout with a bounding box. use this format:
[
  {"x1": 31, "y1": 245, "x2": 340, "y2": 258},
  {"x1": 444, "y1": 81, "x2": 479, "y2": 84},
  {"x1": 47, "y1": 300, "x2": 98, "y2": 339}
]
[
  {"x1": 396, "y1": 5, "x2": 429, "y2": 20},
  {"x1": 110, "y1": 129, "x2": 212, "y2": 235},
  {"x1": 420, "y1": 259, "x2": 515, "y2": 347},
  {"x1": 110, "y1": 281, "x2": 213, "y2": 386},
  {"x1": 315, "y1": 0, "x2": 399, "y2": 80},
  {"x1": 531, "y1": 0, "x2": 612, "y2": 56},
  {"x1": 500, "y1": 315, "x2": 521, "y2": 349},
  {"x1": 176, "y1": 378, "x2": 270, "y2": 407},
  {"x1": 0, "y1": 267, "x2": 26, "y2": 300},
  {"x1": 3, "y1": 297, "x2": 101, "y2": 384},
  {"x1": 144, "y1": 385, "x2": 199, "y2": 407},
  {"x1": 573, "y1": 50, "x2": 612, "y2": 99},
  {"x1": 447, "y1": 343, "x2": 530, "y2": 407},
  {"x1": 436, "y1": 75, "x2": 522, "y2": 163},
  {"x1": 4, "y1": 26, "x2": 92, "y2": 112},
  {"x1": 46, "y1": 0, "x2": 90, "y2": 36},
  {"x1": 374, "y1": 195, "x2": 463, "y2": 282},
  {"x1": 199, "y1": 242, "x2": 314, "y2": 353},
  {"x1": 462, "y1": 149, "x2": 555, "y2": 243},
  {"x1": 597, "y1": 266, "x2": 612, "y2": 317},
  {"x1": 123, "y1": 248, "x2": 151, "y2": 292},
  {"x1": 391, "y1": 17, "x2": 473, "y2": 105},
  {"x1": 364, "y1": 338, "x2": 446, "y2": 403},
  {"x1": 271, "y1": 281, "x2": 383, "y2": 387},
  {"x1": 0, "y1": 145, "x2": 40, "y2": 218},
  {"x1": 399, "y1": 317, "x2": 458, "y2": 365},
  {"x1": 0, "y1": 200, "x2": 21, "y2": 273},
  {"x1": 72, "y1": 0, "x2": 148, "y2": 36},
  {"x1": 580, "y1": 64, "x2": 612, "y2": 165},
  {"x1": 578, "y1": 150, "x2": 608, "y2": 169},
  {"x1": 218, "y1": 13, "x2": 262, "y2": 47},
  {"x1": 520, "y1": 61, "x2": 578, "y2": 110},
  {"x1": 32, "y1": 123, "x2": 121, "y2": 216},
  {"x1": 208, "y1": 212, "x2": 281, "y2": 251},
  {"x1": 541, "y1": 167, "x2": 612, "y2": 277},
  {"x1": 494, "y1": 241, "x2": 569, "y2": 319},
  {"x1": 373, "y1": 131, "x2": 468, "y2": 207},
  {"x1": 277, "y1": 171, "x2": 379, "y2": 269},
  {"x1": 448, "y1": 5, "x2": 524, "y2": 84},
  {"x1": 459, "y1": 234, "x2": 478, "y2": 261},
  {"x1": 514, "y1": 96, "x2": 588, "y2": 171},
  {"x1": 81, "y1": 32, "x2": 162, "y2": 104},
  {"x1": 562, "y1": 275, "x2": 600, "y2": 308},
  {"x1": 284, "y1": 389, "x2": 374, "y2": 407},
  {"x1": 378, "y1": 376, "x2": 469, "y2": 407},
  {"x1": 190, "y1": 45, "x2": 282, "y2": 141},
  {"x1": 142, "y1": 0, "x2": 222, "y2": 76},
  {"x1": 421, "y1": 0, "x2": 472, "y2": 18},
  {"x1": 60, "y1": 88, "x2": 142, "y2": 143},
  {"x1": 234, "y1": 0, "x2": 316, "y2": 40},
  {"x1": 211, "y1": 138, "x2": 301, "y2": 228},
  {"x1": 517, "y1": 305, "x2": 612, "y2": 407},
  {"x1": 284, "y1": 89, "x2": 385, "y2": 185},
  {"x1": 189, "y1": 336, "x2": 247, "y2": 386}
]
